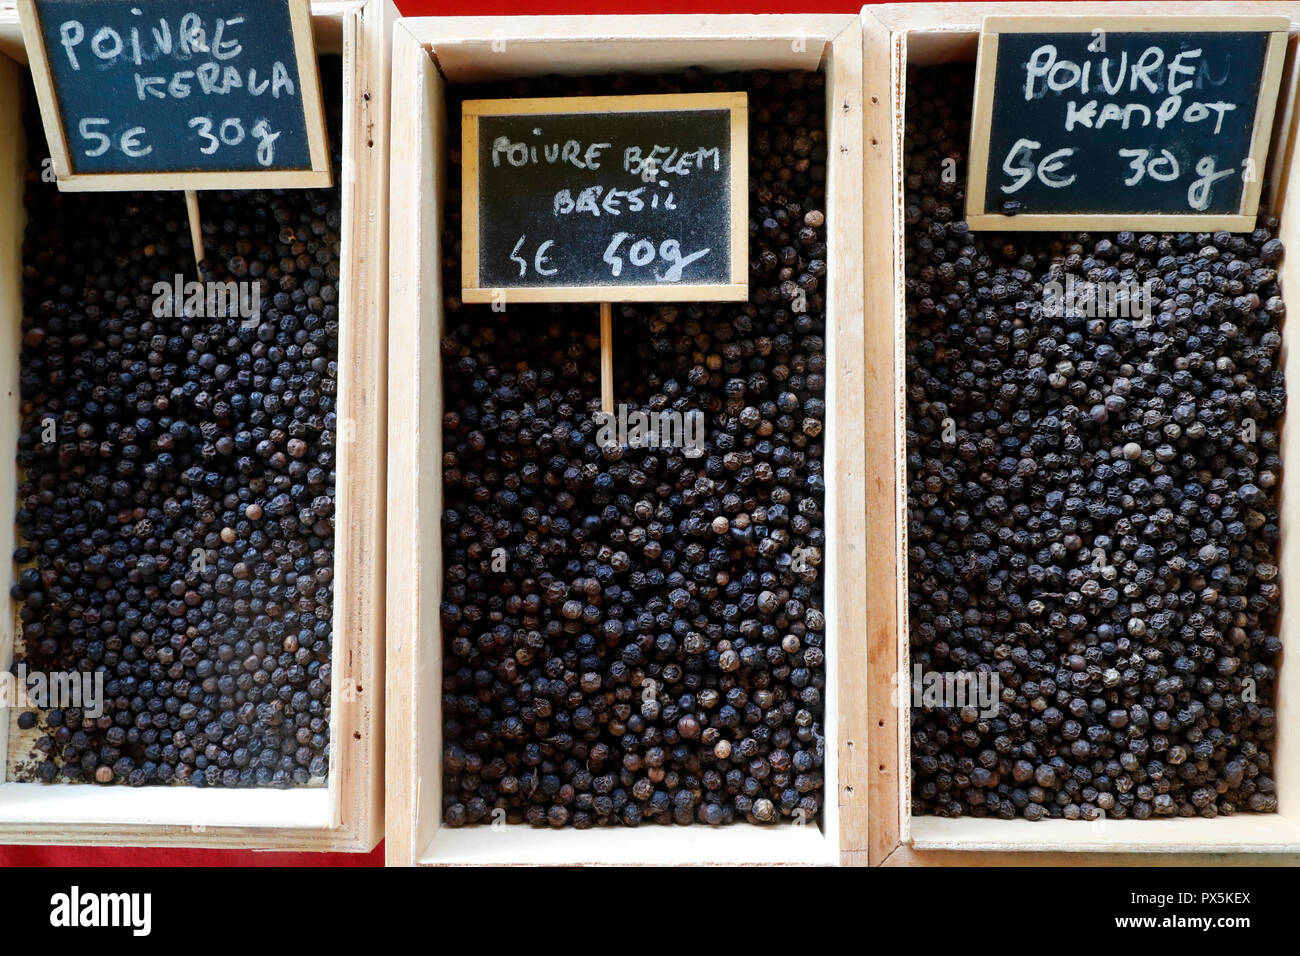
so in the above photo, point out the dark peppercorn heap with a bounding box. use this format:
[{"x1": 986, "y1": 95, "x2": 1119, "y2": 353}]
[
  {"x1": 9, "y1": 63, "x2": 344, "y2": 788},
  {"x1": 907, "y1": 65, "x2": 1284, "y2": 821},
  {"x1": 439, "y1": 69, "x2": 828, "y2": 828}
]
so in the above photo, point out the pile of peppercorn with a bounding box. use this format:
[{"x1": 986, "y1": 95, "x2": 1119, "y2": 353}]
[
  {"x1": 906, "y1": 65, "x2": 1283, "y2": 820},
  {"x1": 439, "y1": 69, "x2": 828, "y2": 828},
  {"x1": 9, "y1": 64, "x2": 344, "y2": 788}
]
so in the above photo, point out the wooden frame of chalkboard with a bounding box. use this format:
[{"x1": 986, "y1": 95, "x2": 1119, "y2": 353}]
[
  {"x1": 460, "y1": 92, "x2": 749, "y2": 303},
  {"x1": 965, "y1": 14, "x2": 1289, "y2": 232},
  {"x1": 0, "y1": 0, "x2": 394, "y2": 852},
  {"x1": 865, "y1": 0, "x2": 1300, "y2": 868},
  {"x1": 16, "y1": 0, "x2": 333, "y2": 191},
  {"x1": 387, "y1": 13, "x2": 870, "y2": 867}
]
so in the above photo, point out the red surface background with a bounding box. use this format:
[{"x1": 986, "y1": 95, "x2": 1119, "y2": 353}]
[{"x1": 0, "y1": 0, "x2": 927, "y2": 868}]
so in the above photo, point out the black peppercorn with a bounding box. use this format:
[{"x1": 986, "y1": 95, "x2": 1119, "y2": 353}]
[
  {"x1": 438, "y1": 68, "x2": 828, "y2": 829},
  {"x1": 11, "y1": 63, "x2": 347, "y2": 789},
  {"x1": 906, "y1": 64, "x2": 1282, "y2": 822}
]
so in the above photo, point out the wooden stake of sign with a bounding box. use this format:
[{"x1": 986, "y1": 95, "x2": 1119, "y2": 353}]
[
  {"x1": 600, "y1": 303, "x2": 613, "y2": 415},
  {"x1": 185, "y1": 191, "x2": 205, "y2": 273}
]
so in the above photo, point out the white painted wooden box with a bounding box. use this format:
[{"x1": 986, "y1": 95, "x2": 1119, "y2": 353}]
[
  {"x1": 864, "y1": 0, "x2": 1300, "y2": 866},
  {"x1": 0, "y1": 0, "x2": 393, "y2": 851},
  {"x1": 386, "y1": 13, "x2": 873, "y2": 867}
]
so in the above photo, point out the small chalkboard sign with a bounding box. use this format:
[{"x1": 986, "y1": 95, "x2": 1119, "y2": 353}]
[
  {"x1": 18, "y1": 0, "x2": 330, "y2": 191},
  {"x1": 462, "y1": 93, "x2": 748, "y2": 303},
  {"x1": 967, "y1": 15, "x2": 1288, "y2": 231}
]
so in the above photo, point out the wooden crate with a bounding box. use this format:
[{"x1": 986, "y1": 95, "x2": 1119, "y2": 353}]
[
  {"x1": 865, "y1": 0, "x2": 1300, "y2": 865},
  {"x1": 386, "y1": 14, "x2": 871, "y2": 866},
  {"x1": 0, "y1": 0, "x2": 394, "y2": 851}
]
